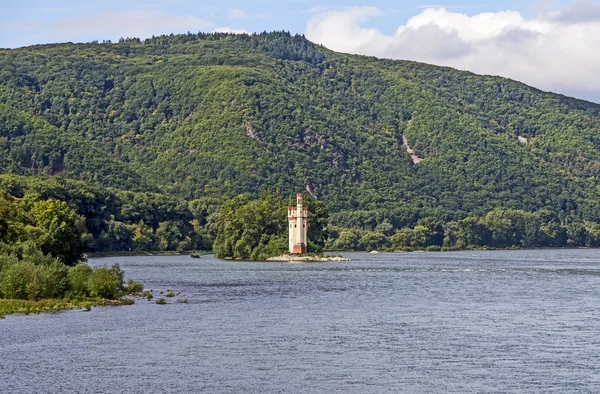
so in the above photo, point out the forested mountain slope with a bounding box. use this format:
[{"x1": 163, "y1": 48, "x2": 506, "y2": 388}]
[{"x1": 1, "y1": 31, "x2": 600, "y2": 231}]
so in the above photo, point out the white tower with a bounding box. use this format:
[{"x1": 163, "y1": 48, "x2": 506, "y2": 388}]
[{"x1": 288, "y1": 193, "x2": 308, "y2": 254}]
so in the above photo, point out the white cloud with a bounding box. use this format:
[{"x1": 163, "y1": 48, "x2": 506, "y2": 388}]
[
  {"x1": 306, "y1": 2, "x2": 600, "y2": 102},
  {"x1": 213, "y1": 27, "x2": 250, "y2": 34},
  {"x1": 544, "y1": 0, "x2": 600, "y2": 23},
  {"x1": 228, "y1": 8, "x2": 250, "y2": 19},
  {"x1": 307, "y1": 6, "x2": 384, "y2": 53}
]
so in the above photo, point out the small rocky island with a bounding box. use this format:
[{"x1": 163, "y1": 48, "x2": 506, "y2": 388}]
[
  {"x1": 214, "y1": 192, "x2": 346, "y2": 261},
  {"x1": 266, "y1": 254, "x2": 350, "y2": 262}
]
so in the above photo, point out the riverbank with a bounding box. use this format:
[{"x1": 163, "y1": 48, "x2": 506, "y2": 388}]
[
  {"x1": 87, "y1": 251, "x2": 212, "y2": 258},
  {"x1": 0, "y1": 297, "x2": 134, "y2": 318},
  {"x1": 87, "y1": 246, "x2": 588, "y2": 260}
]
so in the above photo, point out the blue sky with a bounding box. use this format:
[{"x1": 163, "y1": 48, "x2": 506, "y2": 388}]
[
  {"x1": 0, "y1": 0, "x2": 573, "y2": 47},
  {"x1": 1, "y1": 0, "x2": 599, "y2": 102}
]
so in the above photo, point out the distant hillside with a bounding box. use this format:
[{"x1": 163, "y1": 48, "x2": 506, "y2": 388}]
[{"x1": 2, "y1": 31, "x2": 600, "y2": 230}]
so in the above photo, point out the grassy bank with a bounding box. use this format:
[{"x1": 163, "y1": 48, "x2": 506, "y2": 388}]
[{"x1": 0, "y1": 297, "x2": 133, "y2": 318}]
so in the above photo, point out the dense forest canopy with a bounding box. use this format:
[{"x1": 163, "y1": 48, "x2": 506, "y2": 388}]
[{"x1": 1, "y1": 31, "x2": 600, "y2": 253}]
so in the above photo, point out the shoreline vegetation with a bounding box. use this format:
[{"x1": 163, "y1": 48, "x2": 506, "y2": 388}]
[
  {"x1": 3, "y1": 175, "x2": 600, "y2": 263},
  {"x1": 87, "y1": 250, "x2": 213, "y2": 258},
  {"x1": 0, "y1": 258, "x2": 146, "y2": 318},
  {"x1": 0, "y1": 297, "x2": 133, "y2": 319},
  {"x1": 0, "y1": 188, "x2": 147, "y2": 318},
  {"x1": 4, "y1": 174, "x2": 598, "y2": 262}
]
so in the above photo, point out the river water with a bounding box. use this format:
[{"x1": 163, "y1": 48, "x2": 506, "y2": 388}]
[{"x1": 1, "y1": 249, "x2": 600, "y2": 393}]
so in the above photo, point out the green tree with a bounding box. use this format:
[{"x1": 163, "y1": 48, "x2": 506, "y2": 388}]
[
  {"x1": 69, "y1": 263, "x2": 94, "y2": 296},
  {"x1": 442, "y1": 221, "x2": 459, "y2": 248},
  {"x1": 28, "y1": 199, "x2": 89, "y2": 265},
  {"x1": 359, "y1": 231, "x2": 387, "y2": 251},
  {"x1": 390, "y1": 229, "x2": 414, "y2": 250},
  {"x1": 131, "y1": 220, "x2": 153, "y2": 251},
  {"x1": 333, "y1": 229, "x2": 360, "y2": 250},
  {"x1": 0, "y1": 260, "x2": 36, "y2": 299},
  {"x1": 88, "y1": 264, "x2": 125, "y2": 299},
  {"x1": 458, "y1": 217, "x2": 490, "y2": 247}
]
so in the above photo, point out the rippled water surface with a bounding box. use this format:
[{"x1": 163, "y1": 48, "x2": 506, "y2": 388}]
[{"x1": 2, "y1": 249, "x2": 600, "y2": 393}]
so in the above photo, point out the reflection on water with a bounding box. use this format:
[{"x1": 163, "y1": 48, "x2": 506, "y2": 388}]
[{"x1": 2, "y1": 249, "x2": 600, "y2": 393}]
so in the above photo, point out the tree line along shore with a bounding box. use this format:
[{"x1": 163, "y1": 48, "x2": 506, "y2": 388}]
[{"x1": 1, "y1": 174, "x2": 599, "y2": 317}]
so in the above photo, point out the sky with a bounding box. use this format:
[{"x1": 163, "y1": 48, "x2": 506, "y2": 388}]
[{"x1": 1, "y1": 0, "x2": 600, "y2": 102}]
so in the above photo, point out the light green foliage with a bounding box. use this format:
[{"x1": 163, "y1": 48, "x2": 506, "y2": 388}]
[
  {"x1": 0, "y1": 260, "x2": 36, "y2": 299},
  {"x1": 131, "y1": 220, "x2": 154, "y2": 251},
  {"x1": 126, "y1": 279, "x2": 144, "y2": 295},
  {"x1": 382, "y1": 208, "x2": 600, "y2": 250},
  {"x1": 36, "y1": 259, "x2": 70, "y2": 299},
  {"x1": 0, "y1": 254, "x2": 74, "y2": 300},
  {"x1": 155, "y1": 221, "x2": 183, "y2": 251},
  {"x1": 374, "y1": 219, "x2": 394, "y2": 236},
  {"x1": 390, "y1": 229, "x2": 414, "y2": 250},
  {"x1": 88, "y1": 264, "x2": 125, "y2": 299},
  {"x1": 0, "y1": 255, "x2": 69, "y2": 300},
  {"x1": 331, "y1": 229, "x2": 360, "y2": 250},
  {"x1": 0, "y1": 253, "x2": 19, "y2": 280},
  {"x1": 0, "y1": 188, "x2": 89, "y2": 265},
  {"x1": 0, "y1": 174, "x2": 209, "y2": 254},
  {"x1": 0, "y1": 186, "x2": 142, "y2": 303},
  {"x1": 29, "y1": 199, "x2": 88, "y2": 265},
  {"x1": 69, "y1": 263, "x2": 93, "y2": 297},
  {"x1": 359, "y1": 231, "x2": 388, "y2": 251}
]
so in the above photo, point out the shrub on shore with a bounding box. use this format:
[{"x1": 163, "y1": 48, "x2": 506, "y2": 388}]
[
  {"x1": 88, "y1": 264, "x2": 125, "y2": 299},
  {"x1": 0, "y1": 253, "x2": 132, "y2": 301},
  {"x1": 126, "y1": 279, "x2": 144, "y2": 295},
  {"x1": 69, "y1": 263, "x2": 94, "y2": 296}
]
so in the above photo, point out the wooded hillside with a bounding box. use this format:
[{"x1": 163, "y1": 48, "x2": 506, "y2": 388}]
[{"x1": 2, "y1": 31, "x2": 600, "y2": 250}]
